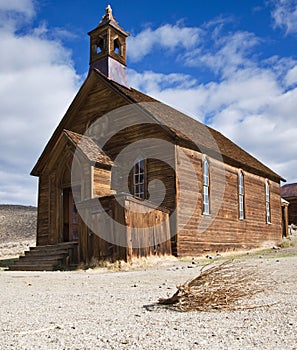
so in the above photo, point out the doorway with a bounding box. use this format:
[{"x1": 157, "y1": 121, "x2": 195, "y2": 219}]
[{"x1": 63, "y1": 187, "x2": 80, "y2": 242}]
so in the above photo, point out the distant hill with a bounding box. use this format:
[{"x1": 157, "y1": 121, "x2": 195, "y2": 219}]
[{"x1": 0, "y1": 205, "x2": 37, "y2": 257}]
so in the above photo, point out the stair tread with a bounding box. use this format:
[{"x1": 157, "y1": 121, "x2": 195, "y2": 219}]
[
  {"x1": 7, "y1": 242, "x2": 79, "y2": 271},
  {"x1": 25, "y1": 250, "x2": 71, "y2": 256},
  {"x1": 31, "y1": 242, "x2": 78, "y2": 250},
  {"x1": 17, "y1": 258, "x2": 65, "y2": 264},
  {"x1": 9, "y1": 266, "x2": 55, "y2": 271}
]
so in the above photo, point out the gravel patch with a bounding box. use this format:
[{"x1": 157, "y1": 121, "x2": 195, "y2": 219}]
[{"x1": 1, "y1": 256, "x2": 297, "y2": 350}]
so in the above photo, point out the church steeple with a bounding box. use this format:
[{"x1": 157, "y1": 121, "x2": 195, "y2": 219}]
[{"x1": 88, "y1": 5, "x2": 130, "y2": 87}]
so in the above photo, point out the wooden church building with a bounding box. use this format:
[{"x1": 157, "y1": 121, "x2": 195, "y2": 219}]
[{"x1": 11, "y1": 6, "x2": 285, "y2": 270}]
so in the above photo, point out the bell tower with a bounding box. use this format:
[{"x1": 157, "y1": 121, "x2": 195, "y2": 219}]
[{"x1": 88, "y1": 5, "x2": 130, "y2": 87}]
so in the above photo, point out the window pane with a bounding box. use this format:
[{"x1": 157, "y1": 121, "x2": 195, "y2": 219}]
[
  {"x1": 238, "y1": 172, "x2": 245, "y2": 219},
  {"x1": 265, "y1": 183, "x2": 270, "y2": 198},
  {"x1": 239, "y1": 184, "x2": 244, "y2": 195},
  {"x1": 266, "y1": 202, "x2": 270, "y2": 216},
  {"x1": 203, "y1": 175, "x2": 209, "y2": 186},
  {"x1": 203, "y1": 159, "x2": 209, "y2": 186},
  {"x1": 265, "y1": 181, "x2": 270, "y2": 223},
  {"x1": 204, "y1": 159, "x2": 208, "y2": 172},
  {"x1": 133, "y1": 159, "x2": 145, "y2": 199},
  {"x1": 239, "y1": 195, "x2": 244, "y2": 219},
  {"x1": 203, "y1": 186, "x2": 208, "y2": 196},
  {"x1": 140, "y1": 183, "x2": 144, "y2": 193},
  {"x1": 203, "y1": 157, "x2": 210, "y2": 214},
  {"x1": 139, "y1": 159, "x2": 145, "y2": 171}
]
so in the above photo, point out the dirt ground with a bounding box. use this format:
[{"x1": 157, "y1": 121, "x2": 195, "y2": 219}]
[{"x1": 0, "y1": 243, "x2": 297, "y2": 350}]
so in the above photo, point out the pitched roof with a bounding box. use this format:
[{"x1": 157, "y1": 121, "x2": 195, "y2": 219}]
[
  {"x1": 100, "y1": 70, "x2": 285, "y2": 182},
  {"x1": 31, "y1": 68, "x2": 285, "y2": 182},
  {"x1": 64, "y1": 129, "x2": 113, "y2": 167},
  {"x1": 281, "y1": 183, "x2": 297, "y2": 198}
]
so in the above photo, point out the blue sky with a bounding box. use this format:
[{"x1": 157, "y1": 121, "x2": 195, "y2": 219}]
[{"x1": 0, "y1": 0, "x2": 297, "y2": 205}]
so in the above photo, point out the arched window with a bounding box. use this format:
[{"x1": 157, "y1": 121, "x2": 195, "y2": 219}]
[
  {"x1": 113, "y1": 38, "x2": 121, "y2": 55},
  {"x1": 265, "y1": 180, "x2": 271, "y2": 223},
  {"x1": 133, "y1": 158, "x2": 145, "y2": 199},
  {"x1": 95, "y1": 37, "x2": 105, "y2": 54},
  {"x1": 203, "y1": 156, "x2": 210, "y2": 214},
  {"x1": 238, "y1": 170, "x2": 245, "y2": 219}
]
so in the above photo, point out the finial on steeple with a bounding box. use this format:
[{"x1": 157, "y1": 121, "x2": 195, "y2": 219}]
[
  {"x1": 99, "y1": 4, "x2": 119, "y2": 26},
  {"x1": 105, "y1": 4, "x2": 112, "y2": 19}
]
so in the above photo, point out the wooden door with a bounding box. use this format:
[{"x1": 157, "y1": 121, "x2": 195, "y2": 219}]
[
  {"x1": 69, "y1": 190, "x2": 79, "y2": 241},
  {"x1": 63, "y1": 188, "x2": 79, "y2": 242}
]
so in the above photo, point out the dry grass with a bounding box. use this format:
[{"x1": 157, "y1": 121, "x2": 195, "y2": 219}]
[
  {"x1": 279, "y1": 237, "x2": 297, "y2": 249},
  {"x1": 86, "y1": 254, "x2": 178, "y2": 272},
  {"x1": 158, "y1": 260, "x2": 272, "y2": 312}
]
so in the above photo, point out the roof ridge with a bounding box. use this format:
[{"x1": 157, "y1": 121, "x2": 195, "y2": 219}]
[{"x1": 92, "y1": 69, "x2": 284, "y2": 182}]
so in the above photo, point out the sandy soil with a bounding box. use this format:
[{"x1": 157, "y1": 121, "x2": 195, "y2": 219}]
[{"x1": 1, "y1": 251, "x2": 297, "y2": 350}]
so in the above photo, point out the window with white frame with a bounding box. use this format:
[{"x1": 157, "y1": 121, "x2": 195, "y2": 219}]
[
  {"x1": 265, "y1": 180, "x2": 271, "y2": 223},
  {"x1": 133, "y1": 158, "x2": 145, "y2": 199},
  {"x1": 238, "y1": 170, "x2": 245, "y2": 219},
  {"x1": 203, "y1": 156, "x2": 210, "y2": 214}
]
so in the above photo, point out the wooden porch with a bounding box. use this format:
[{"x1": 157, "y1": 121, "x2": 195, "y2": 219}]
[{"x1": 77, "y1": 194, "x2": 172, "y2": 264}]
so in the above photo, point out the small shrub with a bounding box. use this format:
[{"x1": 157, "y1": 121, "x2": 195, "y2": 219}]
[{"x1": 279, "y1": 238, "x2": 292, "y2": 248}]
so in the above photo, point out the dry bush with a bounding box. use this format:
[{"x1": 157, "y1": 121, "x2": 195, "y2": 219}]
[
  {"x1": 158, "y1": 260, "x2": 272, "y2": 312},
  {"x1": 86, "y1": 255, "x2": 178, "y2": 271}
]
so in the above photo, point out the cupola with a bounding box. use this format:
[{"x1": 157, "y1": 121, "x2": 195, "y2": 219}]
[{"x1": 88, "y1": 5, "x2": 130, "y2": 87}]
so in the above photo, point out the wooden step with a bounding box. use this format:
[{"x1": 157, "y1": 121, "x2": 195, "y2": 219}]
[
  {"x1": 8, "y1": 242, "x2": 79, "y2": 271},
  {"x1": 25, "y1": 248, "x2": 72, "y2": 257},
  {"x1": 18, "y1": 254, "x2": 65, "y2": 263},
  {"x1": 30, "y1": 242, "x2": 78, "y2": 251},
  {"x1": 9, "y1": 264, "x2": 56, "y2": 271}
]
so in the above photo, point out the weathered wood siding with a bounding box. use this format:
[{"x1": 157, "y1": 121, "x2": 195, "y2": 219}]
[
  {"x1": 175, "y1": 145, "x2": 282, "y2": 256},
  {"x1": 77, "y1": 195, "x2": 171, "y2": 263},
  {"x1": 125, "y1": 197, "x2": 171, "y2": 260},
  {"x1": 36, "y1": 140, "x2": 93, "y2": 247},
  {"x1": 67, "y1": 81, "x2": 130, "y2": 136},
  {"x1": 105, "y1": 123, "x2": 176, "y2": 212},
  {"x1": 93, "y1": 167, "x2": 115, "y2": 197},
  {"x1": 36, "y1": 175, "x2": 50, "y2": 246}
]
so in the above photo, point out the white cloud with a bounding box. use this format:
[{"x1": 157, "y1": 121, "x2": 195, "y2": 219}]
[
  {"x1": 128, "y1": 69, "x2": 197, "y2": 92},
  {"x1": 128, "y1": 68, "x2": 205, "y2": 120},
  {"x1": 130, "y1": 25, "x2": 297, "y2": 184},
  {"x1": 285, "y1": 65, "x2": 297, "y2": 86},
  {"x1": 271, "y1": 0, "x2": 297, "y2": 35},
  {"x1": 127, "y1": 24, "x2": 203, "y2": 62},
  {"x1": 183, "y1": 31, "x2": 260, "y2": 79},
  {"x1": 0, "y1": 0, "x2": 34, "y2": 19},
  {"x1": 0, "y1": 4, "x2": 80, "y2": 205}
]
